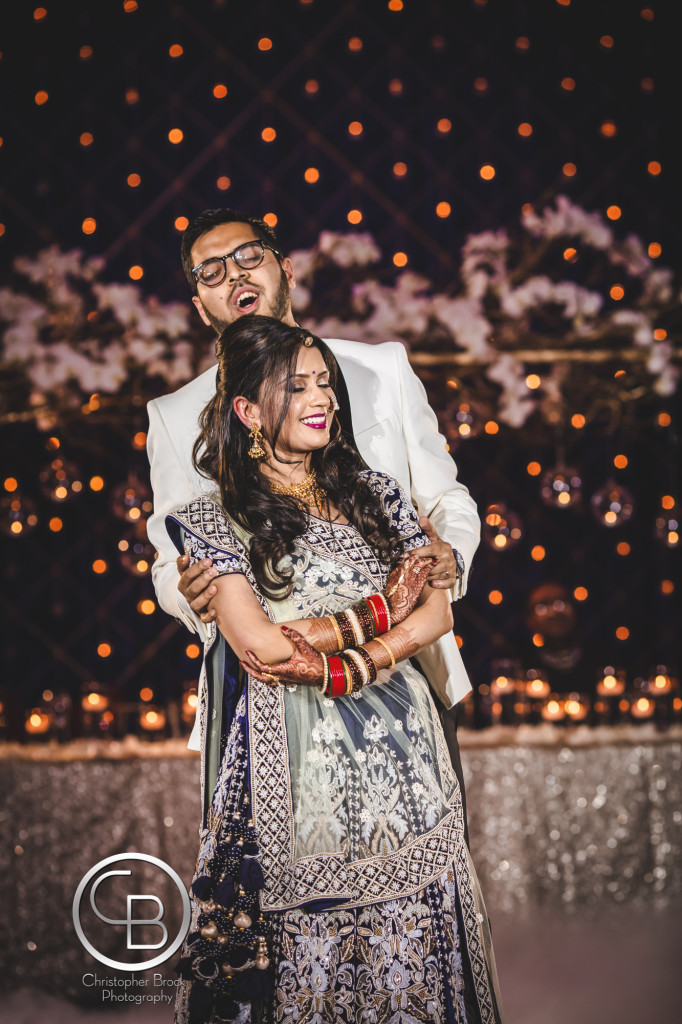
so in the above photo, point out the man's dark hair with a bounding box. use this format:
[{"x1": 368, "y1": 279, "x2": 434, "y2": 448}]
[{"x1": 180, "y1": 209, "x2": 282, "y2": 295}]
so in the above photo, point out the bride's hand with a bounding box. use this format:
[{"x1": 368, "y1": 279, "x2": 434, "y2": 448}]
[
  {"x1": 241, "y1": 626, "x2": 324, "y2": 688},
  {"x1": 383, "y1": 553, "x2": 435, "y2": 625}
]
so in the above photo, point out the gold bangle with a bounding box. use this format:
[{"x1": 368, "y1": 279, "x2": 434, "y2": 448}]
[
  {"x1": 328, "y1": 615, "x2": 344, "y2": 652},
  {"x1": 371, "y1": 636, "x2": 396, "y2": 671}
]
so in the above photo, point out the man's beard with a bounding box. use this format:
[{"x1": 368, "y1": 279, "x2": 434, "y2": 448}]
[{"x1": 201, "y1": 269, "x2": 291, "y2": 335}]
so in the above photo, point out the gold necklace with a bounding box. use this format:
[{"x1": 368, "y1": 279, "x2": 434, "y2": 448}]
[{"x1": 270, "y1": 469, "x2": 325, "y2": 507}]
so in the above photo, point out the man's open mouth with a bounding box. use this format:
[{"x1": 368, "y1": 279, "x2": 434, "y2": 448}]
[{"x1": 233, "y1": 289, "x2": 259, "y2": 311}]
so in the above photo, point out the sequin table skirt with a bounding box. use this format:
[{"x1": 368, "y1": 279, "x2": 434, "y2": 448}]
[{"x1": 1, "y1": 724, "x2": 680, "y2": 1003}]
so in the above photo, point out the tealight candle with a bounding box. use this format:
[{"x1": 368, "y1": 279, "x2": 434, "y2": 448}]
[
  {"x1": 25, "y1": 709, "x2": 51, "y2": 735},
  {"x1": 81, "y1": 690, "x2": 109, "y2": 713},
  {"x1": 181, "y1": 687, "x2": 199, "y2": 724},
  {"x1": 564, "y1": 693, "x2": 590, "y2": 722},
  {"x1": 630, "y1": 696, "x2": 655, "y2": 719},
  {"x1": 596, "y1": 667, "x2": 626, "y2": 697},
  {"x1": 541, "y1": 696, "x2": 565, "y2": 722},
  {"x1": 648, "y1": 668, "x2": 673, "y2": 695},
  {"x1": 490, "y1": 674, "x2": 514, "y2": 697},
  {"x1": 526, "y1": 672, "x2": 550, "y2": 699},
  {"x1": 140, "y1": 707, "x2": 166, "y2": 731}
]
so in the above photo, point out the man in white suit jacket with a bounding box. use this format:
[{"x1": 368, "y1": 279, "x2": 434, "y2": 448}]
[{"x1": 147, "y1": 210, "x2": 480, "y2": 829}]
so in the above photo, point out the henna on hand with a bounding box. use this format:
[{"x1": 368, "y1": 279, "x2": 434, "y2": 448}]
[
  {"x1": 241, "y1": 625, "x2": 324, "y2": 687},
  {"x1": 384, "y1": 554, "x2": 434, "y2": 625}
]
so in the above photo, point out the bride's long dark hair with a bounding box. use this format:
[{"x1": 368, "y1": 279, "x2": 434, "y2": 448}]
[{"x1": 193, "y1": 315, "x2": 403, "y2": 598}]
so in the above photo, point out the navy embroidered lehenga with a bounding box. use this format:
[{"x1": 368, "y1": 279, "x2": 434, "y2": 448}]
[{"x1": 167, "y1": 471, "x2": 503, "y2": 1024}]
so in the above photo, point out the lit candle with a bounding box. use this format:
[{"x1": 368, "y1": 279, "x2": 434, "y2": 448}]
[
  {"x1": 596, "y1": 667, "x2": 626, "y2": 697},
  {"x1": 648, "y1": 668, "x2": 672, "y2": 695},
  {"x1": 81, "y1": 690, "x2": 109, "y2": 712},
  {"x1": 181, "y1": 687, "x2": 199, "y2": 724},
  {"x1": 140, "y1": 707, "x2": 166, "y2": 731},
  {"x1": 25, "y1": 709, "x2": 51, "y2": 735},
  {"x1": 526, "y1": 673, "x2": 550, "y2": 699},
  {"x1": 564, "y1": 693, "x2": 590, "y2": 722},
  {"x1": 631, "y1": 696, "x2": 655, "y2": 719},
  {"x1": 490, "y1": 674, "x2": 514, "y2": 697},
  {"x1": 541, "y1": 696, "x2": 565, "y2": 722}
]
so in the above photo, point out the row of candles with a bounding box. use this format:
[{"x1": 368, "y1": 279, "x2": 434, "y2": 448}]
[
  {"x1": 0, "y1": 684, "x2": 199, "y2": 742},
  {"x1": 470, "y1": 662, "x2": 680, "y2": 728},
  {"x1": 2, "y1": 665, "x2": 679, "y2": 741}
]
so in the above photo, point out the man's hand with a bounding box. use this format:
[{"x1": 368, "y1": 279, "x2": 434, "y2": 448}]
[
  {"x1": 418, "y1": 516, "x2": 458, "y2": 589},
  {"x1": 177, "y1": 553, "x2": 218, "y2": 622}
]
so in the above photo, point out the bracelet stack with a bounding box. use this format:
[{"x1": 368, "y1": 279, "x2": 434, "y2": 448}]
[
  {"x1": 318, "y1": 643, "x2": 388, "y2": 698},
  {"x1": 323, "y1": 594, "x2": 391, "y2": 652}
]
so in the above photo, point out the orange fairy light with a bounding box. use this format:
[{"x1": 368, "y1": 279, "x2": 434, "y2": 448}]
[
  {"x1": 574, "y1": 587, "x2": 588, "y2": 601},
  {"x1": 35, "y1": 90, "x2": 49, "y2": 105},
  {"x1": 216, "y1": 176, "x2": 231, "y2": 191},
  {"x1": 436, "y1": 202, "x2": 451, "y2": 218},
  {"x1": 531, "y1": 545, "x2": 545, "y2": 561},
  {"x1": 258, "y1": 37, "x2": 273, "y2": 51},
  {"x1": 261, "y1": 127, "x2": 276, "y2": 142},
  {"x1": 168, "y1": 128, "x2": 184, "y2": 144},
  {"x1": 263, "y1": 213, "x2": 278, "y2": 227},
  {"x1": 79, "y1": 45, "x2": 93, "y2": 59},
  {"x1": 305, "y1": 79, "x2": 319, "y2": 94},
  {"x1": 213, "y1": 84, "x2": 228, "y2": 99},
  {"x1": 488, "y1": 590, "x2": 503, "y2": 605},
  {"x1": 561, "y1": 77, "x2": 575, "y2": 91},
  {"x1": 437, "y1": 118, "x2": 452, "y2": 133},
  {"x1": 393, "y1": 162, "x2": 407, "y2": 177},
  {"x1": 169, "y1": 44, "x2": 184, "y2": 57},
  {"x1": 127, "y1": 173, "x2": 141, "y2": 187},
  {"x1": 600, "y1": 120, "x2": 617, "y2": 137},
  {"x1": 348, "y1": 36, "x2": 363, "y2": 51},
  {"x1": 393, "y1": 252, "x2": 408, "y2": 267},
  {"x1": 129, "y1": 265, "x2": 144, "y2": 280},
  {"x1": 518, "y1": 122, "x2": 533, "y2": 137},
  {"x1": 473, "y1": 77, "x2": 488, "y2": 92},
  {"x1": 480, "y1": 164, "x2": 495, "y2": 180},
  {"x1": 304, "y1": 167, "x2": 320, "y2": 183},
  {"x1": 82, "y1": 218, "x2": 96, "y2": 235},
  {"x1": 563, "y1": 162, "x2": 577, "y2": 176},
  {"x1": 527, "y1": 461, "x2": 541, "y2": 476},
  {"x1": 347, "y1": 209, "x2": 363, "y2": 224},
  {"x1": 648, "y1": 161, "x2": 661, "y2": 175},
  {"x1": 174, "y1": 216, "x2": 189, "y2": 231},
  {"x1": 348, "y1": 121, "x2": 363, "y2": 136},
  {"x1": 606, "y1": 205, "x2": 621, "y2": 220}
]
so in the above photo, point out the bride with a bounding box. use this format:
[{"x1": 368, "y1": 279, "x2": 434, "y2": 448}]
[{"x1": 167, "y1": 315, "x2": 502, "y2": 1024}]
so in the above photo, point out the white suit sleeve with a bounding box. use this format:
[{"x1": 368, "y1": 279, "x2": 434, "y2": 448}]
[
  {"x1": 395, "y1": 342, "x2": 480, "y2": 597},
  {"x1": 147, "y1": 399, "x2": 208, "y2": 639}
]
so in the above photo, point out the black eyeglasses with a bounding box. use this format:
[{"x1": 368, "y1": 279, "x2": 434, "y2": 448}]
[{"x1": 191, "y1": 239, "x2": 281, "y2": 288}]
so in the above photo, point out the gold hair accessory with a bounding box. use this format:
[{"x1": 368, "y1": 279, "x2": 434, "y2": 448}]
[
  {"x1": 248, "y1": 422, "x2": 266, "y2": 460},
  {"x1": 270, "y1": 469, "x2": 325, "y2": 506},
  {"x1": 303, "y1": 334, "x2": 314, "y2": 347}
]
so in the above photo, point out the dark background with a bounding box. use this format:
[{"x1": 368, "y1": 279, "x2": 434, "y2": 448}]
[{"x1": 1, "y1": 0, "x2": 679, "y2": 736}]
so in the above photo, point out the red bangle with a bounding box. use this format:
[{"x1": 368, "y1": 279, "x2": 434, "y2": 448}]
[
  {"x1": 327, "y1": 655, "x2": 347, "y2": 698},
  {"x1": 367, "y1": 594, "x2": 389, "y2": 634}
]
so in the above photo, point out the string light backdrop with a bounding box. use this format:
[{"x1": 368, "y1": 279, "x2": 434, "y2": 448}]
[{"x1": 0, "y1": 0, "x2": 679, "y2": 738}]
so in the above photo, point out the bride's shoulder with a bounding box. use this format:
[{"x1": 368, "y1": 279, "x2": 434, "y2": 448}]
[
  {"x1": 359, "y1": 469, "x2": 403, "y2": 499},
  {"x1": 166, "y1": 494, "x2": 245, "y2": 554}
]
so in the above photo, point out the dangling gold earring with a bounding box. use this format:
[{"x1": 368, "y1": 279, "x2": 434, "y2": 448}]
[{"x1": 248, "y1": 422, "x2": 266, "y2": 459}]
